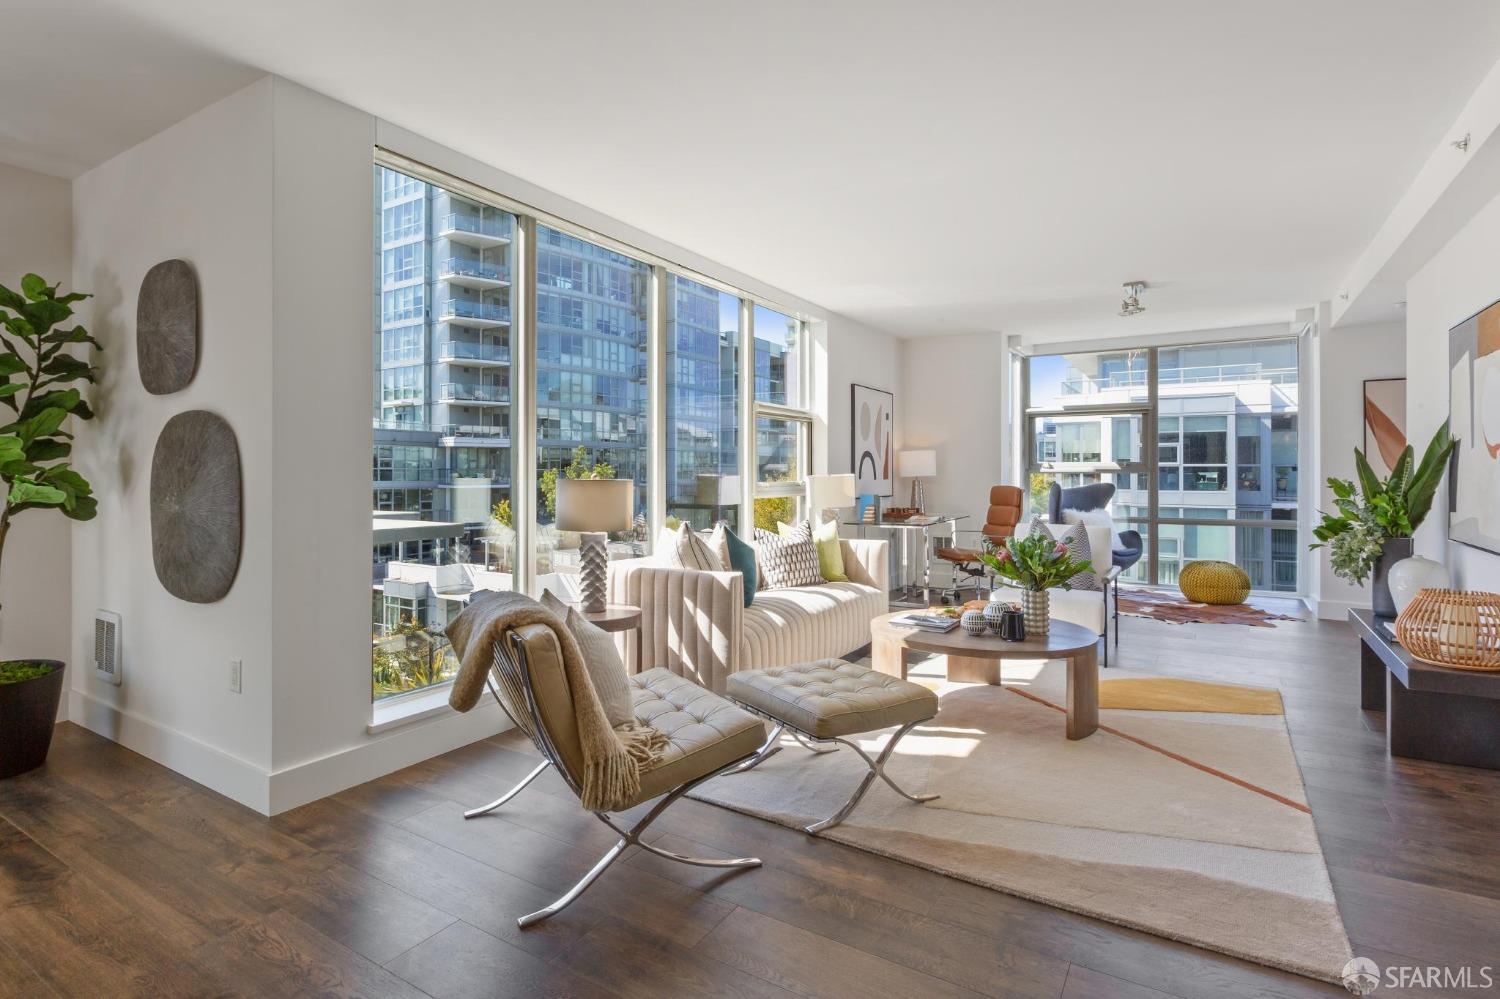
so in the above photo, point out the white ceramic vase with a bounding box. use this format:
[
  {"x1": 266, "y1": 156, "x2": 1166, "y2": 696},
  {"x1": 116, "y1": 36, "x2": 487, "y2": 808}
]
[{"x1": 1387, "y1": 556, "x2": 1451, "y2": 616}]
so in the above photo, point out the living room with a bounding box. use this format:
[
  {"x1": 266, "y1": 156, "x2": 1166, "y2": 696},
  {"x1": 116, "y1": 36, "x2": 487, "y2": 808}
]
[{"x1": 2, "y1": 2, "x2": 1499, "y2": 997}]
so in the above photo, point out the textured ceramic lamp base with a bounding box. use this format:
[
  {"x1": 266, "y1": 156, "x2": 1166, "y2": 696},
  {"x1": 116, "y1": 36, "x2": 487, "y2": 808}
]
[{"x1": 579, "y1": 532, "x2": 608, "y2": 614}]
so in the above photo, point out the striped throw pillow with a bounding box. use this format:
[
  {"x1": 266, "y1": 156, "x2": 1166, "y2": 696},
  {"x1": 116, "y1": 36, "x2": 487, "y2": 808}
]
[
  {"x1": 754, "y1": 523, "x2": 824, "y2": 588},
  {"x1": 658, "y1": 522, "x2": 723, "y2": 571}
]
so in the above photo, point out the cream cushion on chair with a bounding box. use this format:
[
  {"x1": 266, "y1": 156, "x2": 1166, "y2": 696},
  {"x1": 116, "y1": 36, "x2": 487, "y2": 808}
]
[{"x1": 629, "y1": 668, "x2": 765, "y2": 802}]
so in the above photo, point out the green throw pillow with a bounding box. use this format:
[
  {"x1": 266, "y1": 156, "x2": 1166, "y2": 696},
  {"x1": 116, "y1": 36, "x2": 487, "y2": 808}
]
[
  {"x1": 713, "y1": 523, "x2": 758, "y2": 607},
  {"x1": 780, "y1": 519, "x2": 847, "y2": 581}
]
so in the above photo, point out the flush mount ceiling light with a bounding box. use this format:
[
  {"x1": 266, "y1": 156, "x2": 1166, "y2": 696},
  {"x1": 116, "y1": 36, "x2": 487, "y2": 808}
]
[{"x1": 1119, "y1": 281, "x2": 1147, "y2": 317}]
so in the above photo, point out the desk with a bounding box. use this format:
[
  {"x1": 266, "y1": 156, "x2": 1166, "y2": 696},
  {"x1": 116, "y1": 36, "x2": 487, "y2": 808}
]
[
  {"x1": 841, "y1": 516, "x2": 966, "y2": 602},
  {"x1": 1350, "y1": 608, "x2": 1500, "y2": 769}
]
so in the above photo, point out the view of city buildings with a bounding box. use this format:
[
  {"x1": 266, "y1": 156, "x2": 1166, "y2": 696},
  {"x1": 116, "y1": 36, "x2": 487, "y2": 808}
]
[
  {"x1": 1028, "y1": 337, "x2": 1300, "y2": 592},
  {"x1": 371, "y1": 166, "x2": 801, "y2": 697}
]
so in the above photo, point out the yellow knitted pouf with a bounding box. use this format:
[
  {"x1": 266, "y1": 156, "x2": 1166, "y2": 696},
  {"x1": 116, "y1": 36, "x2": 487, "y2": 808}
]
[{"x1": 1179, "y1": 560, "x2": 1251, "y2": 605}]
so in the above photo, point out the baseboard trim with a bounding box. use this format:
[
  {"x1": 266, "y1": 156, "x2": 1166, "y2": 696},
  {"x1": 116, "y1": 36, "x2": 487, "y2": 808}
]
[
  {"x1": 267, "y1": 698, "x2": 509, "y2": 815},
  {"x1": 68, "y1": 688, "x2": 272, "y2": 813},
  {"x1": 1306, "y1": 596, "x2": 1371, "y2": 621}
]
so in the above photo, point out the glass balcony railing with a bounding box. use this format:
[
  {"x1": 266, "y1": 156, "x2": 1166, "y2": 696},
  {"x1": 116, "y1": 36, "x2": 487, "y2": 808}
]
[
  {"x1": 1061, "y1": 363, "x2": 1298, "y2": 396},
  {"x1": 439, "y1": 424, "x2": 512, "y2": 445},
  {"x1": 440, "y1": 299, "x2": 511, "y2": 324},
  {"x1": 439, "y1": 213, "x2": 512, "y2": 241},
  {"x1": 439, "y1": 383, "x2": 511, "y2": 404},
  {"x1": 438, "y1": 258, "x2": 509, "y2": 283},
  {"x1": 439, "y1": 341, "x2": 511, "y2": 364}
]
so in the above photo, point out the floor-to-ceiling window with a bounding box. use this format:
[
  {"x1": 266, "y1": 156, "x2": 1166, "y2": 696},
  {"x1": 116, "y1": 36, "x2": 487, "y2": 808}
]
[
  {"x1": 1023, "y1": 336, "x2": 1300, "y2": 592},
  {"x1": 372, "y1": 165, "x2": 517, "y2": 699},
  {"x1": 370, "y1": 156, "x2": 813, "y2": 702}
]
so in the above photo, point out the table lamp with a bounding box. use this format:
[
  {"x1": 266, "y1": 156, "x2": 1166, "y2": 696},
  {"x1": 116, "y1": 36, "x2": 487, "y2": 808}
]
[
  {"x1": 556, "y1": 478, "x2": 634, "y2": 613},
  {"x1": 898, "y1": 450, "x2": 937, "y2": 513},
  {"x1": 807, "y1": 473, "x2": 856, "y2": 525}
]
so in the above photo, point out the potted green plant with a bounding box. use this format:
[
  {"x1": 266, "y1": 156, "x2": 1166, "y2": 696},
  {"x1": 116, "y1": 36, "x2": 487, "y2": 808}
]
[
  {"x1": 1310, "y1": 420, "x2": 1456, "y2": 618},
  {"x1": 978, "y1": 531, "x2": 1093, "y2": 635},
  {"x1": 0, "y1": 274, "x2": 99, "y2": 779}
]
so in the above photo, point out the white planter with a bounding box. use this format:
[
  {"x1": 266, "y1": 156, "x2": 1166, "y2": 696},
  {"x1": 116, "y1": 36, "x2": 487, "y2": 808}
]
[{"x1": 1387, "y1": 556, "x2": 1451, "y2": 616}]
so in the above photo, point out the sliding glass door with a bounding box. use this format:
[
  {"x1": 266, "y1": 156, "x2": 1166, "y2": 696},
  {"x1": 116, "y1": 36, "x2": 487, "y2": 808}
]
[{"x1": 1023, "y1": 337, "x2": 1300, "y2": 592}]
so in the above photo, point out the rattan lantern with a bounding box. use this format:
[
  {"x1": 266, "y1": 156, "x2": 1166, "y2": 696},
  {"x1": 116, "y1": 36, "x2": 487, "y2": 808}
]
[{"x1": 1394, "y1": 588, "x2": 1500, "y2": 671}]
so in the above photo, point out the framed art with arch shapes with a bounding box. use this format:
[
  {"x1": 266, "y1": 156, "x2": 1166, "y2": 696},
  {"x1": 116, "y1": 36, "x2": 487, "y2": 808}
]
[{"x1": 851, "y1": 383, "x2": 894, "y2": 498}]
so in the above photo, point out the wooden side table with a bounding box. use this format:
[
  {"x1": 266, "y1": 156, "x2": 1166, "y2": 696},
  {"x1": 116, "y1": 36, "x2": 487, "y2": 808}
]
[{"x1": 573, "y1": 603, "x2": 644, "y2": 673}]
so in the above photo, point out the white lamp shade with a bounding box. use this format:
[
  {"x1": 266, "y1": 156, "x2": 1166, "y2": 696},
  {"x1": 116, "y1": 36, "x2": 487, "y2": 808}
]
[
  {"x1": 898, "y1": 449, "x2": 937, "y2": 478},
  {"x1": 556, "y1": 478, "x2": 634, "y2": 533},
  {"x1": 807, "y1": 473, "x2": 857, "y2": 511}
]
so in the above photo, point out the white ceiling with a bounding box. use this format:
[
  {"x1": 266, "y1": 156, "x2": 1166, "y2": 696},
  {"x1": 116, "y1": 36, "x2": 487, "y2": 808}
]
[{"x1": 5, "y1": 1, "x2": 1500, "y2": 342}]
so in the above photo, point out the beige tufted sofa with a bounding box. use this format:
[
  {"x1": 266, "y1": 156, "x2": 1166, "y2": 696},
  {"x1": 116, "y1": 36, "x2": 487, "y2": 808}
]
[{"x1": 607, "y1": 537, "x2": 889, "y2": 693}]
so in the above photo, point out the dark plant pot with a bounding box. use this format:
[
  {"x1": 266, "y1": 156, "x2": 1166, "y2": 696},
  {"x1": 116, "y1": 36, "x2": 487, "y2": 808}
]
[
  {"x1": 0, "y1": 660, "x2": 65, "y2": 779},
  {"x1": 1371, "y1": 537, "x2": 1414, "y2": 620}
]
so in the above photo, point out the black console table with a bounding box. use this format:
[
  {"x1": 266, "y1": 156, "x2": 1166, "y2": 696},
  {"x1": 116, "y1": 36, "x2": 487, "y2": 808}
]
[{"x1": 1351, "y1": 608, "x2": 1500, "y2": 770}]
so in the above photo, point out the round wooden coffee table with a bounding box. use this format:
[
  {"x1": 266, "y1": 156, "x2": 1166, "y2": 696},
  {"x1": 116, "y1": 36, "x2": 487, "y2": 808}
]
[{"x1": 871, "y1": 611, "x2": 1100, "y2": 739}]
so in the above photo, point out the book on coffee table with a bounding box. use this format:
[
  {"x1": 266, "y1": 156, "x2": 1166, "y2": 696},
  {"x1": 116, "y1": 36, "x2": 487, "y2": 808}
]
[{"x1": 890, "y1": 612, "x2": 960, "y2": 633}]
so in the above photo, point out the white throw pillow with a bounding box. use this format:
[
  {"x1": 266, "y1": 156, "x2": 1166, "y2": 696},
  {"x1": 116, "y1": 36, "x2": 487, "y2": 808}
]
[
  {"x1": 657, "y1": 522, "x2": 723, "y2": 571},
  {"x1": 537, "y1": 590, "x2": 635, "y2": 729},
  {"x1": 1063, "y1": 507, "x2": 1125, "y2": 554}
]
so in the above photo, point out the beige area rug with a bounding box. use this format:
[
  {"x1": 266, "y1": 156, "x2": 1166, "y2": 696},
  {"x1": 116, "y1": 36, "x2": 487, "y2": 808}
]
[{"x1": 691, "y1": 658, "x2": 1352, "y2": 983}]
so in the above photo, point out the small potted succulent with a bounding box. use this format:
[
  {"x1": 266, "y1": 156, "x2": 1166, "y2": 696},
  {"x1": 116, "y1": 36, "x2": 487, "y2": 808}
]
[
  {"x1": 0, "y1": 275, "x2": 99, "y2": 779},
  {"x1": 979, "y1": 532, "x2": 1093, "y2": 635}
]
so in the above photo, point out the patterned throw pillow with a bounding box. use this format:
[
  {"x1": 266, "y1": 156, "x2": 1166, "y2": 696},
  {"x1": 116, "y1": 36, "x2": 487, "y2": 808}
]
[
  {"x1": 1023, "y1": 516, "x2": 1102, "y2": 591},
  {"x1": 779, "y1": 519, "x2": 847, "y2": 582},
  {"x1": 658, "y1": 522, "x2": 723, "y2": 571},
  {"x1": 754, "y1": 523, "x2": 824, "y2": 588}
]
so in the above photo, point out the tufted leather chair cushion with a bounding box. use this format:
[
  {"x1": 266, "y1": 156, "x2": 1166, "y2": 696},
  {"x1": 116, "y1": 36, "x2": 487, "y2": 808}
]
[
  {"x1": 628, "y1": 668, "x2": 766, "y2": 803},
  {"x1": 726, "y1": 659, "x2": 938, "y2": 740},
  {"x1": 984, "y1": 485, "x2": 1024, "y2": 541}
]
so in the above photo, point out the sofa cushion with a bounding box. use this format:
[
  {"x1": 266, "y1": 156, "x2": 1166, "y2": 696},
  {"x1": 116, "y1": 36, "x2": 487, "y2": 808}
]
[
  {"x1": 780, "y1": 518, "x2": 847, "y2": 582},
  {"x1": 710, "y1": 522, "x2": 758, "y2": 606},
  {"x1": 741, "y1": 581, "x2": 887, "y2": 671},
  {"x1": 1046, "y1": 586, "x2": 1109, "y2": 635},
  {"x1": 657, "y1": 522, "x2": 723, "y2": 571},
  {"x1": 728, "y1": 660, "x2": 938, "y2": 739},
  {"x1": 629, "y1": 668, "x2": 766, "y2": 802},
  {"x1": 755, "y1": 524, "x2": 823, "y2": 588}
]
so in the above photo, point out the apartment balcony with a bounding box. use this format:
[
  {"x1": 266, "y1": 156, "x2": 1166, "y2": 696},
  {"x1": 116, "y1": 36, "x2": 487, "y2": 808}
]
[
  {"x1": 439, "y1": 299, "x2": 511, "y2": 328},
  {"x1": 1060, "y1": 362, "x2": 1298, "y2": 398},
  {"x1": 438, "y1": 213, "x2": 513, "y2": 247},
  {"x1": 438, "y1": 341, "x2": 511, "y2": 366},
  {"x1": 438, "y1": 257, "x2": 510, "y2": 290},
  {"x1": 439, "y1": 382, "x2": 511, "y2": 406},
  {"x1": 379, "y1": 393, "x2": 423, "y2": 407},
  {"x1": 439, "y1": 424, "x2": 512, "y2": 448}
]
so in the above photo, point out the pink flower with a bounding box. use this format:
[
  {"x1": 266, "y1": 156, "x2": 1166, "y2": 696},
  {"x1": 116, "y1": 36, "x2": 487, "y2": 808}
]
[{"x1": 1054, "y1": 542, "x2": 1068, "y2": 557}]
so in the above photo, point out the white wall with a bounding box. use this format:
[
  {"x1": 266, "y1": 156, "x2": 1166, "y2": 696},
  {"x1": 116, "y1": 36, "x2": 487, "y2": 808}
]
[
  {"x1": 1309, "y1": 320, "x2": 1406, "y2": 618},
  {"x1": 824, "y1": 315, "x2": 901, "y2": 478},
  {"x1": 0, "y1": 162, "x2": 73, "y2": 712},
  {"x1": 1405, "y1": 190, "x2": 1500, "y2": 594},
  {"x1": 898, "y1": 333, "x2": 1008, "y2": 526},
  {"x1": 70, "y1": 79, "x2": 277, "y2": 807}
]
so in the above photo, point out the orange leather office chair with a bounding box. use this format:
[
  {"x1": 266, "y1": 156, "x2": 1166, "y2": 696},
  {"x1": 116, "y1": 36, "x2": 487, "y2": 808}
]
[{"x1": 936, "y1": 485, "x2": 1024, "y2": 603}]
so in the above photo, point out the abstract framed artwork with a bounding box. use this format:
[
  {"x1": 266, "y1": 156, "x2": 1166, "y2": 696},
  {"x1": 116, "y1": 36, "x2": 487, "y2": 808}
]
[
  {"x1": 851, "y1": 383, "x2": 894, "y2": 498},
  {"x1": 1362, "y1": 377, "x2": 1407, "y2": 477},
  {"x1": 1449, "y1": 299, "x2": 1500, "y2": 556}
]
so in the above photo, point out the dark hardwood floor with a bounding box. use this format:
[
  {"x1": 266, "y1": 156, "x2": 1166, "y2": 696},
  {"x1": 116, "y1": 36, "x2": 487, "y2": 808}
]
[{"x1": 3, "y1": 603, "x2": 1499, "y2": 997}]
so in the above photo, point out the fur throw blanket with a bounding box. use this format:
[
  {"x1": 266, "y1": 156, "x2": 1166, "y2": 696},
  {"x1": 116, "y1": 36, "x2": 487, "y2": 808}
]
[{"x1": 445, "y1": 590, "x2": 666, "y2": 811}]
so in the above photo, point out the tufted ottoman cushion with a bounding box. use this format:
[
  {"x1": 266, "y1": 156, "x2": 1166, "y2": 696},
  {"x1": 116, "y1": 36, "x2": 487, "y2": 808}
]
[
  {"x1": 629, "y1": 668, "x2": 767, "y2": 802},
  {"x1": 726, "y1": 659, "x2": 938, "y2": 740}
]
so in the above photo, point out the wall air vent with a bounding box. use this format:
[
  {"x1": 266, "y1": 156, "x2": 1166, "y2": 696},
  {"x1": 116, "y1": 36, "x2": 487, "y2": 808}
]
[{"x1": 94, "y1": 610, "x2": 122, "y2": 686}]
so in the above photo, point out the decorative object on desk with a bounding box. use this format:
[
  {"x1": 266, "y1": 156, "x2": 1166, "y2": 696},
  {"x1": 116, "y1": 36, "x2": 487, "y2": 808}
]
[
  {"x1": 1310, "y1": 419, "x2": 1457, "y2": 616},
  {"x1": 976, "y1": 530, "x2": 1093, "y2": 637},
  {"x1": 1394, "y1": 589, "x2": 1500, "y2": 671},
  {"x1": 858, "y1": 495, "x2": 878, "y2": 523},
  {"x1": 1387, "y1": 556, "x2": 1451, "y2": 616},
  {"x1": 556, "y1": 477, "x2": 634, "y2": 613},
  {"x1": 1363, "y1": 377, "x2": 1407, "y2": 476},
  {"x1": 137, "y1": 259, "x2": 199, "y2": 394},
  {"x1": 881, "y1": 506, "x2": 917, "y2": 522},
  {"x1": 1178, "y1": 560, "x2": 1251, "y2": 606},
  {"x1": 808, "y1": 473, "x2": 856, "y2": 526},
  {"x1": 1117, "y1": 588, "x2": 1301, "y2": 628},
  {"x1": 898, "y1": 449, "x2": 936, "y2": 513},
  {"x1": 1448, "y1": 300, "x2": 1500, "y2": 556},
  {"x1": 960, "y1": 609, "x2": 988, "y2": 636},
  {"x1": 851, "y1": 383, "x2": 894, "y2": 498},
  {"x1": 151, "y1": 411, "x2": 241, "y2": 603}
]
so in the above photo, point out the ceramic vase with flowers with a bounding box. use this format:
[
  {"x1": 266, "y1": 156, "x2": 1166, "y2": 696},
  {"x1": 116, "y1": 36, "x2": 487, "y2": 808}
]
[{"x1": 977, "y1": 531, "x2": 1094, "y2": 637}]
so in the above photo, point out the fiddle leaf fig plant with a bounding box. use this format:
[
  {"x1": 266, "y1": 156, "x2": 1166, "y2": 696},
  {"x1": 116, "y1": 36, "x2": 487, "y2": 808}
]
[{"x1": 0, "y1": 274, "x2": 99, "y2": 573}]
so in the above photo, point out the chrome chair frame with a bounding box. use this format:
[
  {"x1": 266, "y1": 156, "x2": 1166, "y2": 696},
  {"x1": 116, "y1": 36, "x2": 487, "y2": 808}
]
[
  {"x1": 468, "y1": 631, "x2": 761, "y2": 928},
  {"x1": 729, "y1": 705, "x2": 938, "y2": 835}
]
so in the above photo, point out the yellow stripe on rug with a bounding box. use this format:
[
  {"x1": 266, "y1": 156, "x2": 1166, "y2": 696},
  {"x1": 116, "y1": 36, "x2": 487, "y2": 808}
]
[{"x1": 1098, "y1": 677, "x2": 1283, "y2": 715}]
